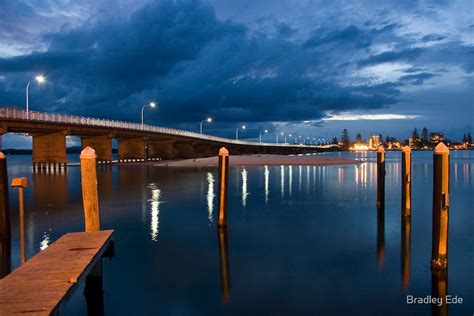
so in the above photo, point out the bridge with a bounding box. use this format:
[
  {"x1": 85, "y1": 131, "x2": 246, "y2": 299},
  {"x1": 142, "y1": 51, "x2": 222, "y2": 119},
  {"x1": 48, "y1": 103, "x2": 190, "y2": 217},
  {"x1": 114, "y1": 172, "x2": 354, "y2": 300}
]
[{"x1": 0, "y1": 108, "x2": 337, "y2": 170}]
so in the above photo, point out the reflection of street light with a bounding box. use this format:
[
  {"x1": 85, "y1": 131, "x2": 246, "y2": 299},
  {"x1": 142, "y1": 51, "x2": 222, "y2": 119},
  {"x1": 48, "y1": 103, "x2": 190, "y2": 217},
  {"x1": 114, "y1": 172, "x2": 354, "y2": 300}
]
[
  {"x1": 259, "y1": 129, "x2": 268, "y2": 143},
  {"x1": 200, "y1": 117, "x2": 212, "y2": 134},
  {"x1": 236, "y1": 125, "x2": 246, "y2": 140},
  {"x1": 141, "y1": 102, "x2": 157, "y2": 128},
  {"x1": 26, "y1": 75, "x2": 46, "y2": 119}
]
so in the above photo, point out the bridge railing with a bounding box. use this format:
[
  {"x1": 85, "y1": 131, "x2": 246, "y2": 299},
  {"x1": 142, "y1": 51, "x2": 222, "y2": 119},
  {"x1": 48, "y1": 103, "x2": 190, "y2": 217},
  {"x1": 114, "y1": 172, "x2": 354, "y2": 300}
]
[{"x1": 0, "y1": 107, "x2": 329, "y2": 149}]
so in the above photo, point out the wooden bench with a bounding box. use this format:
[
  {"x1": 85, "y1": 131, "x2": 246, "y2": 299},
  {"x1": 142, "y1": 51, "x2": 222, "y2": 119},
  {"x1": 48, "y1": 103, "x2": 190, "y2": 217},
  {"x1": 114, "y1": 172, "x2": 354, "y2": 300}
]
[{"x1": 0, "y1": 230, "x2": 114, "y2": 315}]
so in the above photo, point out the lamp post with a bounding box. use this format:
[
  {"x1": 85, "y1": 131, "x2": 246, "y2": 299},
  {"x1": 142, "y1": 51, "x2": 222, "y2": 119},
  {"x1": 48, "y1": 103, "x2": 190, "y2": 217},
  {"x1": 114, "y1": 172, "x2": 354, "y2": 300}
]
[
  {"x1": 236, "y1": 125, "x2": 246, "y2": 140},
  {"x1": 259, "y1": 129, "x2": 268, "y2": 143},
  {"x1": 25, "y1": 75, "x2": 46, "y2": 119},
  {"x1": 141, "y1": 102, "x2": 156, "y2": 129},
  {"x1": 200, "y1": 117, "x2": 212, "y2": 134},
  {"x1": 288, "y1": 134, "x2": 292, "y2": 145},
  {"x1": 306, "y1": 136, "x2": 310, "y2": 145},
  {"x1": 277, "y1": 132, "x2": 284, "y2": 144}
]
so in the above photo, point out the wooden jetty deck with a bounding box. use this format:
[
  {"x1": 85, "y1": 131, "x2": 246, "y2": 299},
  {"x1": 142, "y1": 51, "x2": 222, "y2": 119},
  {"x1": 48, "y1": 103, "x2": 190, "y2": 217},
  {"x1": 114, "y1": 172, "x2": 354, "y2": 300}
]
[{"x1": 0, "y1": 230, "x2": 114, "y2": 315}]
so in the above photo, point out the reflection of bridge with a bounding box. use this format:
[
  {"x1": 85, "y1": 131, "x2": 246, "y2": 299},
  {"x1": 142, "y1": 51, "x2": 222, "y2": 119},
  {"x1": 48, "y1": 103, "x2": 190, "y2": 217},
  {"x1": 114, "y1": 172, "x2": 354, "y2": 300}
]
[{"x1": 0, "y1": 108, "x2": 338, "y2": 169}]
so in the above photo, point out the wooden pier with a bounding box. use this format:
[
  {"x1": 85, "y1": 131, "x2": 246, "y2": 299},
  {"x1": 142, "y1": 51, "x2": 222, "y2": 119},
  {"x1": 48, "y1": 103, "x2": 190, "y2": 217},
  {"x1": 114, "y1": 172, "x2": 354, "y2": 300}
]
[{"x1": 0, "y1": 230, "x2": 114, "y2": 315}]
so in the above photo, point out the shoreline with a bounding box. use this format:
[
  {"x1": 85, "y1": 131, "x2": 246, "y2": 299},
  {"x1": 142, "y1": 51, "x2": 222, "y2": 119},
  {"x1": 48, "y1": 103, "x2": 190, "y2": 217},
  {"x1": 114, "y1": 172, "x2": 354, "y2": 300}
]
[{"x1": 147, "y1": 154, "x2": 359, "y2": 167}]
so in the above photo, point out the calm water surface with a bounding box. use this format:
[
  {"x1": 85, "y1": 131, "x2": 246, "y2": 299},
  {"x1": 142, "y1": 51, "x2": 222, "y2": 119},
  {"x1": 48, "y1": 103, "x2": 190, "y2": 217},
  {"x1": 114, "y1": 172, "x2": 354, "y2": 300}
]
[{"x1": 4, "y1": 151, "x2": 474, "y2": 315}]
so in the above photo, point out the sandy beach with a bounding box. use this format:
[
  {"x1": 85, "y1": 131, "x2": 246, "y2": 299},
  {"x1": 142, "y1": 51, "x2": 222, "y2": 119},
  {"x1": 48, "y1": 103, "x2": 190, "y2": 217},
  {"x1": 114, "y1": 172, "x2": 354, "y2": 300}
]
[{"x1": 151, "y1": 154, "x2": 359, "y2": 167}]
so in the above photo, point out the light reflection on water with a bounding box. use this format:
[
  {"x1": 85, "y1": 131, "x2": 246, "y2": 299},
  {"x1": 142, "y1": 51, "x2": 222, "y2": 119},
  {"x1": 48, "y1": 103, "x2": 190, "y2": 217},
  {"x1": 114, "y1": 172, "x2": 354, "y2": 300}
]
[
  {"x1": 264, "y1": 166, "x2": 269, "y2": 204},
  {"x1": 2, "y1": 151, "x2": 473, "y2": 315},
  {"x1": 207, "y1": 172, "x2": 215, "y2": 223},
  {"x1": 148, "y1": 183, "x2": 161, "y2": 242},
  {"x1": 241, "y1": 168, "x2": 248, "y2": 208}
]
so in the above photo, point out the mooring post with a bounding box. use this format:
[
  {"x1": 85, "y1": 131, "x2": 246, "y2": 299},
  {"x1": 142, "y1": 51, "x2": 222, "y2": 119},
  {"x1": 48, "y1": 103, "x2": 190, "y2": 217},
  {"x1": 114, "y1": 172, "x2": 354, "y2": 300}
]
[
  {"x1": 0, "y1": 154, "x2": 11, "y2": 276},
  {"x1": 401, "y1": 146, "x2": 411, "y2": 217},
  {"x1": 376, "y1": 205, "x2": 384, "y2": 269},
  {"x1": 80, "y1": 147, "x2": 101, "y2": 232},
  {"x1": 376, "y1": 145, "x2": 385, "y2": 209},
  {"x1": 11, "y1": 178, "x2": 29, "y2": 264},
  {"x1": 0, "y1": 153, "x2": 10, "y2": 241},
  {"x1": 218, "y1": 147, "x2": 229, "y2": 227},
  {"x1": 431, "y1": 142, "x2": 449, "y2": 270},
  {"x1": 431, "y1": 269, "x2": 448, "y2": 316},
  {"x1": 84, "y1": 262, "x2": 105, "y2": 316},
  {"x1": 218, "y1": 227, "x2": 231, "y2": 303},
  {"x1": 401, "y1": 216, "x2": 411, "y2": 289}
]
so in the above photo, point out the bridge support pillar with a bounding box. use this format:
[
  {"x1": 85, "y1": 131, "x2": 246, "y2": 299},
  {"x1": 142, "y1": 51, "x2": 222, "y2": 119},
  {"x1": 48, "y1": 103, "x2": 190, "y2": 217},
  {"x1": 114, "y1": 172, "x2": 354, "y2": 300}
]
[
  {"x1": 118, "y1": 138, "x2": 146, "y2": 162},
  {"x1": 147, "y1": 141, "x2": 175, "y2": 160},
  {"x1": 194, "y1": 144, "x2": 217, "y2": 158},
  {"x1": 174, "y1": 143, "x2": 195, "y2": 159},
  {"x1": 32, "y1": 131, "x2": 68, "y2": 171},
  {"x1": 81, "y1": 136, "x2": 112, "y2": 163}
]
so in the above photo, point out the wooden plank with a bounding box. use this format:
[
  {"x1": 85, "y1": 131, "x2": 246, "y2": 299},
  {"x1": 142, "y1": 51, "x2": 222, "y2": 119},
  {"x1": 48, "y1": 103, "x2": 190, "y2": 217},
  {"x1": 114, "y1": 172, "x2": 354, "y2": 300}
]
[{"x1": 0, "y1": 230, "x2": 114, "y2": 315}]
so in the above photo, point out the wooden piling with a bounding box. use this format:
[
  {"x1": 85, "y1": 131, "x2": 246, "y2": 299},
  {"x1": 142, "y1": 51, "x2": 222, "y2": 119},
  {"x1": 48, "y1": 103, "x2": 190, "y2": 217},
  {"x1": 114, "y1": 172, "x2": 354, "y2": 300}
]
[
  {"x1": 401, "y1": 216, "x2": 411, "y2": 289},
  {"x1": 376, "y1": 206, "x2": 384, "y2": 269},
  {"x1": 401, "y1": 146, "x2": 411, "y2": 217},
  {"x1": 218, "y1": 227, "x2": 231, "y2": 303},
  {"x1": 376, "y1": 145, "x2": 385, "y2": 209},
  {"x1": 11, "y1": 178, "x2": 29, "y2": 264},
  {"x1": 84, "y1": 262, "x2": 104, "y2": 315},
  {"x1": 80, "y1": 147, "x2": 101, "y2": 232},
  {"x1": 431, "y1": 269, "x2": 448, "y2": 316},
  {"x1": 0, "y1": 153, "x2": 10, "y2": 241},
  {"x1": 431, "y1": 143, "x2": 449, "y2": 270},
  {"x1": 218, "y1": 147, "x2": 229, "y2": 227}
]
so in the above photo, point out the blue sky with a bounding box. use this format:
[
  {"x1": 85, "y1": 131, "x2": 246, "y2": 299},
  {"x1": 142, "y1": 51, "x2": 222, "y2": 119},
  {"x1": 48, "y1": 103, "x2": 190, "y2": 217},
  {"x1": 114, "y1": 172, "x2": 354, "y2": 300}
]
[{"x1": 0, "y1": 0, "x2": 472, "y2": 148}]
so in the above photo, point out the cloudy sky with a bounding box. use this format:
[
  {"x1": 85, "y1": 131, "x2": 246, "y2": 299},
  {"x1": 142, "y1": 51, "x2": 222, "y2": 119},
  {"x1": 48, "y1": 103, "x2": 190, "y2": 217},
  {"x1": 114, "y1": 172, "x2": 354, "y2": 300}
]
[{"x1": 0, "y1": 0, "x2": 472, "y2": 147}]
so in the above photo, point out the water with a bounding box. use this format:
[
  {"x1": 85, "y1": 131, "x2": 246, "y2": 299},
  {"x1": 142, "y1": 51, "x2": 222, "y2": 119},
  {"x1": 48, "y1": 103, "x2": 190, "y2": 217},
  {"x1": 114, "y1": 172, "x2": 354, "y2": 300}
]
[{"x1": 3, "y1": 151, "x2": 473, "y2": 315}]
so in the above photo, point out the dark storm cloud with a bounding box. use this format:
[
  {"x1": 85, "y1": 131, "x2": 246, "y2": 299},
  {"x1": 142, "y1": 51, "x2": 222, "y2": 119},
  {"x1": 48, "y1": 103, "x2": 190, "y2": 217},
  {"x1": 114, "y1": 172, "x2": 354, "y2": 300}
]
[
  {"x1": 421, "y1": 34, "x2": 447, "y2": 42},
  {"x1": 399, "y1": 72, "x2": 438, "y2": 85},
  {"x1": 0, "y1": 0, "x2": 401, "y2": 123},
  {"x1": 0, "y1": 0, "x2": 472, "y2": 129},
  {"x1": 358, "y1": 48, "x2": 424, "y2": 67}
]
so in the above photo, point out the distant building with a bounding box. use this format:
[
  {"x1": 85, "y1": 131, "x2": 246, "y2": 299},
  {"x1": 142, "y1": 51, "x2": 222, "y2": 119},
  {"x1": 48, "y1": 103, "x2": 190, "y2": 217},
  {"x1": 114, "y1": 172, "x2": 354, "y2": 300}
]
[
  {"x1": 387, "y1": 140, "x2": 401, "y2": 150},
  {"x1": 369, "y1": 135, "x2": 380, "y2": 149},
  {"x1": 430, "y1": 132, "x2": 444, "y2": 144}
]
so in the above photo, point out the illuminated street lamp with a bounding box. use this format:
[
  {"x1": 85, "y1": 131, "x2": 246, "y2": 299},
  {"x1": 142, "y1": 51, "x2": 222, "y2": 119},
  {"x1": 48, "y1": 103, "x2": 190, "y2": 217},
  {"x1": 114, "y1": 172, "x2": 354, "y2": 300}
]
[
  {"x1": 259, "y1": 129, "x2": 268, "y2": 143},
  {"x1": 306, "y1": 136, "x2": 310, "y2": 145},
  {"x1": 200, "y1": 117, "x2": 212, "y2": 134},
  {"x1": 141, "y1": 101, "x2": 156, "y2": 129},
  {"x1": 236, "y1": 125, "x2": 246, "y2": 140},
  {"x1": 26, "y1": 75, "x2": 46, "y2": 119}
]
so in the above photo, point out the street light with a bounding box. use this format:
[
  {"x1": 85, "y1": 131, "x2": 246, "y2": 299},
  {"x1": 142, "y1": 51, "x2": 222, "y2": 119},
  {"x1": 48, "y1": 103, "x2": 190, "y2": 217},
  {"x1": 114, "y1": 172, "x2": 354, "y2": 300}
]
[
  {"x1": 200, "y1": 117, "x2": 212, "y2": 134},
  {"x1": 141, "y1": 101, "x2": 156, "y2": 128},
  {"x1": 259, "y1": 129, "x2": 268, "y2": 143},
  {"x1": 306, "y1": 136, "x2": 310, "y2": 145},
  {"x1": 277, "y1": 132, "x2": 284, "y2": 144},
  {"x1": 26, "y1": 75, "x2": 46, "y2": 119},
  {"x1": 236, "y1": 125, "x2": 246, "y2": 140}
]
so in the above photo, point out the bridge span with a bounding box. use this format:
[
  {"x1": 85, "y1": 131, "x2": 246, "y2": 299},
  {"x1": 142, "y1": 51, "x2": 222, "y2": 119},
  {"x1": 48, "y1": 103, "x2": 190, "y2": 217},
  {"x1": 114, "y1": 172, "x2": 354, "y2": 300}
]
[{"x1": 0, "y1": 108, "x2": 338, "y2": 170}]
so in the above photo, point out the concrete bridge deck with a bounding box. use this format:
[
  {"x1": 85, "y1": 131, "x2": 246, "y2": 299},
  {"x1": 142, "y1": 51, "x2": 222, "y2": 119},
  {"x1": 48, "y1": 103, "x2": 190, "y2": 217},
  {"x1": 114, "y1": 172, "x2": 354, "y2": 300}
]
[{"x1": 0, "y1": 108, "x2": 338, "y2": 169}]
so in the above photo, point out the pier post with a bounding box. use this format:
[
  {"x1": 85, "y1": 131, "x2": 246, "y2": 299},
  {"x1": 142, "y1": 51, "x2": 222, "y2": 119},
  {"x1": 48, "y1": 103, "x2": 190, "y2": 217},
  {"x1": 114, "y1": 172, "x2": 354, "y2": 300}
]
[
  {"x1": 218, "y1": 147, "x2": 229, "y2": 227},
  {"x1": 84, "y1": 262, "x2": 104, "y2": 316},
  {"x1": 431, "y1": 269, "x2": 448, "y2": 316},
  {"x1": 431, "y1": 143, "x2": 449, "y2": 270},
  {"x1": 401, "y1": 146, "x2": 411, "y2": 217},
  {"x1": 218, "y1": 228, "x2": 231, "y2": 303},
  {"x1": 401, "y1": 216, "x2": 411, "y2": 289},
  {"x1": 1, "y1": 153, "x2": 11, "y2": 276},
  {"x1": 11, "y1": 178, "x2": 29, "y2": 264},
  {"x1": 80, "y1": 147, "x2": 101, "y2": 232},
  {"x1": 376, "y1": 205, "x2": 384, "y2": 269},
  {"x1": 376, "y1": 145, "x2": 385, "y2": 209},
  {"x1": 0, "y1": 153, "x2": 10, "y2": 241}
]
